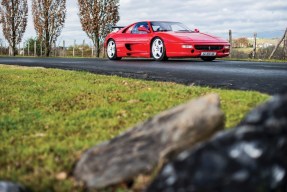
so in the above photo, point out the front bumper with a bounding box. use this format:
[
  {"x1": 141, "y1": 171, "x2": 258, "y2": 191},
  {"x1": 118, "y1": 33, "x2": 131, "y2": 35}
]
[{"x1": 166, "y1": 43, "x2": 230, "y2": 58}]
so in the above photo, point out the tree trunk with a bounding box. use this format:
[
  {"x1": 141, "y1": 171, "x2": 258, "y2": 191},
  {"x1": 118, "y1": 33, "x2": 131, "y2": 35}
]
[
  {"x1": 11, "y1": 0, "x2": 16, "y2": 56},
  {"x1": 45, "y1": 39, "x2": 50, "y2": 57},
  {"x1": 44, "y1": 9, "x2": 50, "y2": 57},
  {"x1": 96, "y1": 38, "x2": 100, "y2": 58},
  {"x1": 92, "y1": 33, "x2": 101, "y2": 58},
  {"x1": 11, "y1": 43, "x2": 16, "y2": 56}
]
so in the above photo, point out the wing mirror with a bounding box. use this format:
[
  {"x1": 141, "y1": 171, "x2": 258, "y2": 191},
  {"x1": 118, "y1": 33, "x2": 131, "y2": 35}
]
[
  {"x1": 194, "y1": 28, "x2": 200, "y2": 33},
  {"x1": 138, "y1": 26, "x2": 150, "y2": 33}
]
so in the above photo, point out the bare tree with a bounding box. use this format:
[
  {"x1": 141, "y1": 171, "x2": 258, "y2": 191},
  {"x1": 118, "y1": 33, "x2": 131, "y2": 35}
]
[
  {"x1": 78, "y1": 0, "x2": 119, "y2": 57},
  {"x1": 0, "y1": 0, "x2": 28, "y2": 56},
  {"x1": 32, "y1": 0, "x2": 66, "y2": 57}
]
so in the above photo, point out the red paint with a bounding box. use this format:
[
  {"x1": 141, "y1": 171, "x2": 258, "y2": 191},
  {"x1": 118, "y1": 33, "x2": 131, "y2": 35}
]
[{"x1": 105, "y1": 21, "x2": 230, "y2": 60}]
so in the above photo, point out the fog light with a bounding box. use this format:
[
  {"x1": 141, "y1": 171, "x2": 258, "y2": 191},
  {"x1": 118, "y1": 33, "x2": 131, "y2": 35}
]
[
  {"x1": 224, "y1": 45, "x2": 230, "y2": 49},
  {"x1": 182, "y1": 45, "x2": 193, "y2": 49}
]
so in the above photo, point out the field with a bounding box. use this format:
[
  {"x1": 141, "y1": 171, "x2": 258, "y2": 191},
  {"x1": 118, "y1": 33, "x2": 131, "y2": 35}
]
[{"x1": 0, "y1": 64, "x2": 269, "y2": 191}]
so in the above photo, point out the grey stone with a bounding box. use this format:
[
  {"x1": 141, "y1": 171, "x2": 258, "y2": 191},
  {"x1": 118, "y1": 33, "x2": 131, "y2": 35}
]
[
  {"x1": 146, "y1": 92, "x2": 287, "y2": 192},
  {"x1": 74, "y1": 94, "x2": 224, "y2": 189},
  {"x1": 0, "y1": 181, "x2": 26, "y2": 192}
]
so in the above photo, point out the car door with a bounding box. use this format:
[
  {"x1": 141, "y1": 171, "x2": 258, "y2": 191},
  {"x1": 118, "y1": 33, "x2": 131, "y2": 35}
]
[{"x1": 124, "y1": 22, "x2": 152, "y2": 57}]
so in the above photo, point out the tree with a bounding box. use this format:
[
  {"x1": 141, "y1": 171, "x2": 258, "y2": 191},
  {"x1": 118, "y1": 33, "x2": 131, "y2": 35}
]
[
  {"x1": 78, "y1": 0, "x2": 119, "y2": 57},
  {"x1": 234, "y1": 37, "x2": 249, "y2": 48},
  {"x1": 32, "y1": 0, "x2": 66, "y2": 57},
  {"x1": 0, "y1": 0, "x2": 28, "y2": 56}
]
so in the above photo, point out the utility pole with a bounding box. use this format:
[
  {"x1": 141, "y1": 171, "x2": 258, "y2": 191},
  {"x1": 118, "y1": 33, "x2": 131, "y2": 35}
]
[
  {"x1": 252, "y1": 32, "x2": 257, "y2": 59},
  {"x1": 229, "y1": 30, "x2": 232, "y2": 58}
]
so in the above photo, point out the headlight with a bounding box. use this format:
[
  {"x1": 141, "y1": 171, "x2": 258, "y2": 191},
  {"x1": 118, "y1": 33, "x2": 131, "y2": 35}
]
[
  {"x1": 182, "y1": 45, "x2": 193, "y2": 49},
  {"x1": 224, "y1": 45, "x2": 230, "y2": 49}
]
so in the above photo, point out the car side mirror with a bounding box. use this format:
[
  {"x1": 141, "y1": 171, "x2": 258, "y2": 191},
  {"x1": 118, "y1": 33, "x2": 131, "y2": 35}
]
[
  {"x1": 138, "y1": 26, "x2": 150, "y2": 33},
  {"x1": 194, "y1": 28, "x2": 200, "y2": 33}
]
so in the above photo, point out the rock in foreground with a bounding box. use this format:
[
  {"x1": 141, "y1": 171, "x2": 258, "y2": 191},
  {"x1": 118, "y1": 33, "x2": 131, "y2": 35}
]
[
  {"x1": 0, "y1": 181, "x2": 27, "y2": 192},
  {"x1": 146, "y1": 93, "x2": 287, "y2": 192},
  {"x1": 74, "y1": 94, "x2": 224, "y2": 189}
]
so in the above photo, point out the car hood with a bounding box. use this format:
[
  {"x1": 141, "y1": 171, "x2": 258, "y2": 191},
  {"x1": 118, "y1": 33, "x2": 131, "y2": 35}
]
[{"x1": 171, "y1": 32, "x2": 227, "y2": 43}]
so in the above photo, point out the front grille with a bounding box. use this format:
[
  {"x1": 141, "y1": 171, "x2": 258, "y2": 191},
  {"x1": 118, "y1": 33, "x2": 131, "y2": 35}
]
[{"x1": 194, "y1": 45, "x2": 223, "y2": 51}]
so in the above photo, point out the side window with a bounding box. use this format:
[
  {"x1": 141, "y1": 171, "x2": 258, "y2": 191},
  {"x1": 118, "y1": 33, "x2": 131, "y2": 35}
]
[
  {"x1": 131, "y1": 22, "x2": 149, "y2": 34},
  {"x1": 124, "y1": 24, "x2": 135, "y2": 34}
]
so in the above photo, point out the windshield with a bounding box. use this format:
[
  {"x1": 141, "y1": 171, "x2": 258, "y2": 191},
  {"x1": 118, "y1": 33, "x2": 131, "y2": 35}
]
[{"x1": 150, "y1": 21, "x2": 192, "y2": 32}]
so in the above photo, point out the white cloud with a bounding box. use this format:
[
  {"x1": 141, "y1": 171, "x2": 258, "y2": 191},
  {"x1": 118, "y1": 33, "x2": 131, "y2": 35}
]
[
  {"x1": 1, "y1": 0, "x2": 286, "y2": 46},
  {"x1": 117, "y1": 0, "x2": 287, "y2": 38}
]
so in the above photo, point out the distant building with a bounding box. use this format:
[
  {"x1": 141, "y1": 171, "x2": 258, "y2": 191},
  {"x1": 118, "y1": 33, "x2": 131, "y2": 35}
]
[{"x1": 258, "y1": 43, "x2": 274, "y2": 48}]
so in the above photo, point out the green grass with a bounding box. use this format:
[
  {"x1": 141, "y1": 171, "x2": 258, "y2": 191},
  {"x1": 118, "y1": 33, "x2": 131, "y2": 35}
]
[{"x1": 0, "y1": 65, "x2": 269, "y2": 191}]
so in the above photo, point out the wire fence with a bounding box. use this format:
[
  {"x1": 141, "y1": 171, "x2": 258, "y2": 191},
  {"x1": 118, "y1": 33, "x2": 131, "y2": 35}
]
[
  {"x1": 0, "y1": 40, "x2": 106, "y2": 58},
  {"x1": 0, "y1": 29, "x2": 286, "y2": 60}
]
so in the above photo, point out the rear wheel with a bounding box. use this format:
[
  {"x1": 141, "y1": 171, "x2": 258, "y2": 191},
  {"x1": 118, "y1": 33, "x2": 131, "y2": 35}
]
[
  {"x1": 201, "y1": 57, "x2": 216, "y2": 62},
  {"x1": 107, "y1": 39, "x2": 122, "y2": 60},
  {"x1": 151, "y1": 38, "x2": 168, "y2": 61}
]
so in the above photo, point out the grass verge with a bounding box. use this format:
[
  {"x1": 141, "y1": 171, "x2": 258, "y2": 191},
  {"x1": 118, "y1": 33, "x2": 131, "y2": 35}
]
[{"x1": 0, "y1": 64, "x2": 269, "y2": 191}]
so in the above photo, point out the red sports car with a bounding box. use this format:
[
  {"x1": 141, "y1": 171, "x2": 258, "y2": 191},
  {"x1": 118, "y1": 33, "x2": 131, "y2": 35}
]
[{"x1": 105, "y1": 21, "x2": 230, "y2": 61}]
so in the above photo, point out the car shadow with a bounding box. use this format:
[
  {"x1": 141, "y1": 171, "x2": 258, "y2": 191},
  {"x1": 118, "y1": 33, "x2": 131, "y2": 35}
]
[{"x1": 120, "y1": 58, "x2": 222, "y2": 63}]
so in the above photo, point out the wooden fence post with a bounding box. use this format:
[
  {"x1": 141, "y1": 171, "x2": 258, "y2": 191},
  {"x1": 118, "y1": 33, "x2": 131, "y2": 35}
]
[
  {"x1": 229, "y1": 30, "x2": 232, "y2": 58},
  {"x1": 269, "y1": 28, "x2": 287, "y2": 59},
  {"x1": 23, "y1": 42, "x2": 25, "y2": 56},
  {"x1": 63, "y1": 40, "x2": 65, "y2": 57},
  {"x1": 82, "y1": 40, "x2": 85, "y2": 57},
  {"x1": 34, "y1": 41, "x2": 36, "y2": 57},
  {"x1": 91, "y1": 45, "x2": 94, "y2": 57},
  {"x1": 73, "y1": 40, "x2": 76, "y2": 57},
  {"x1": 252, "y1": 32, "x2": 257, "y2": 59},
  {"x1": 284, "y1": 32, "x2": 287, "y2": 60}
]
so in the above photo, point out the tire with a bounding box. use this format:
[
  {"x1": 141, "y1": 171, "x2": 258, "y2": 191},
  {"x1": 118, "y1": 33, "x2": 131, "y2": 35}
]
[
  {"x1": 107, "y1": 39, "x2": 122, "y2": 60},
  {"x1": 201, "y1": 57, "x2": 216, "y2": 62},
  {"x1": 151, "y1": 38, "x2": 168, "y2": 61}
]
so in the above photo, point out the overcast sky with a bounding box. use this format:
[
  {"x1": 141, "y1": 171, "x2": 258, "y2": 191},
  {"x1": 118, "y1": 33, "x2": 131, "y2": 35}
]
[{"x1": 1, "y1": 0, "x2": 287, "y2": 46}]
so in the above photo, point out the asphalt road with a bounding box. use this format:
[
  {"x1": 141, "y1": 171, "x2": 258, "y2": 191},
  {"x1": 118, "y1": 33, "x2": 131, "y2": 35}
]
[{"x1": 0, "y1": 57, "x2": 287, "y2": 95}]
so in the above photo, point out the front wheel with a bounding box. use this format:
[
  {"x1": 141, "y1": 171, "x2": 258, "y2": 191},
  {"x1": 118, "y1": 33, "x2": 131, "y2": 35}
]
[
  {"x1": 151, "y1": 38, "x2": 168, "y2": 61},
  {"x1": 107, "y1": 39, "x2": 122, "y2": 60},
  {"x1": 201, "y1": 57, "x2": 216, "y2": 62}
]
